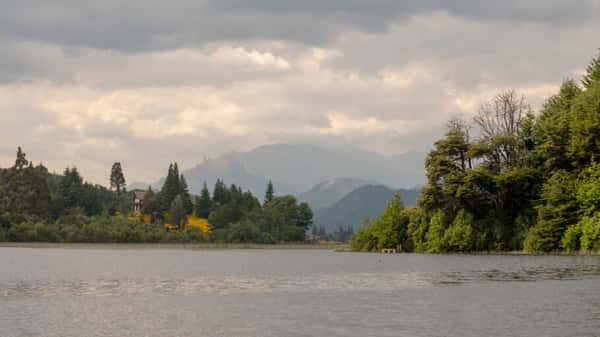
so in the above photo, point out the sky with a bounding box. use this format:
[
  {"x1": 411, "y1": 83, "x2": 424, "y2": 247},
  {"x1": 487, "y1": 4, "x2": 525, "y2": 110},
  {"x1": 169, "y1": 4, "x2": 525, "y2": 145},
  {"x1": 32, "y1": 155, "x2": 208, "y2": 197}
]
[{"x1": 1, "y1": 1, "x2": 599, "y2": 185}]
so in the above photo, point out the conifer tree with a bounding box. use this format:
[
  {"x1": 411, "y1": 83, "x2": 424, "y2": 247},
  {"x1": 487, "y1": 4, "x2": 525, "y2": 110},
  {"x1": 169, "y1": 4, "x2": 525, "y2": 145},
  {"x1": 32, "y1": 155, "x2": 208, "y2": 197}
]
[
  {"x1": 582, "y1": 49, "x2": 600, "y2": 89},
  {"x1": 525, "y1": 171, "x2": 578, "y2": 252},
  {"x1": 195, "y1": 182, "x2": 212, "y2": 218},
  {"x1": 179, "y1": 174, "x2": 194, "y2": 215},
  {"x1": 159, "y1": 163, "x2": 181, "y2": 211},
  {"x1": 264, "y1": 180, "x2": 274, "y2": 204},
  {"x1": 59, "y1": 167, "x2": 84, "y2": 210},
  {"x1": 534, "y1": 80, "x2": 581, "y2": 172},
  {"x1": 212, "y1": 179, "x2": 229, "y2": 205},
  {"x1": 110, "y1": 162, "x2": 126, "y2": 194}
]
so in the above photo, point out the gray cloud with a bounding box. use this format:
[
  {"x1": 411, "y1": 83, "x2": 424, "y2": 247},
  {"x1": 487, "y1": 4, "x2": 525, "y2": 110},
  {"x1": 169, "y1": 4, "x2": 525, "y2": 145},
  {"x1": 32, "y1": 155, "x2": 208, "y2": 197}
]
[
  {"x1": 1, "y1": 1, "x2": 599, "y2": 185},
  {"x1": 1, "y1": 1, "x2": 598, "y2": 52}
]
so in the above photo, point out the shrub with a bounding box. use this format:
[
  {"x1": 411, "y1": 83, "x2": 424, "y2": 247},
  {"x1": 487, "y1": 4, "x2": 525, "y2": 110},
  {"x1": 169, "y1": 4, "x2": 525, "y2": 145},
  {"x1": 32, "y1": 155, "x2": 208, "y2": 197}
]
[
  {"x1": 580, "y1": 213, "x2": 600, "y2": 252},
  {"x1": 560, "y1": 223, "x2": 582, "y2": 253},
  {"x1": 425, "y1": 210, "x2": 446, "y2": 253},
  {"x1": 576, "y1": 162, "x2": 600, "y2": 216},
  {"x1": 225, "y1": 221, "x2": 264, "y2": 243},
  {"x1": 406, "y1": 208, "x2": 427, "y2": 252},
  {"x1": 444, "y1": 210, "x2": 473, "y2": 252},
  {"x1": 350, "y1": 219, "x2": 379, "y2": 252}
]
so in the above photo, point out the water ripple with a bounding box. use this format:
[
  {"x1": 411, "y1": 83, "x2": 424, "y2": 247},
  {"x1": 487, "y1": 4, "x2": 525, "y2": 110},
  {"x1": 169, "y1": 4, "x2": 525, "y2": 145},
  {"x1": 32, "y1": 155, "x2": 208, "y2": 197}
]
[{"x1": 2, "y1": 264, "x2": 599, "y2": 299}]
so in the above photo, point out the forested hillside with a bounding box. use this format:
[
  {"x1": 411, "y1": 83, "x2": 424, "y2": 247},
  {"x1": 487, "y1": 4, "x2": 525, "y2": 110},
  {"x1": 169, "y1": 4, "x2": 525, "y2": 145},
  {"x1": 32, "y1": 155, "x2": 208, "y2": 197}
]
[{"x1": 352, "y1": 50, "x2": 600, "y2": 253}]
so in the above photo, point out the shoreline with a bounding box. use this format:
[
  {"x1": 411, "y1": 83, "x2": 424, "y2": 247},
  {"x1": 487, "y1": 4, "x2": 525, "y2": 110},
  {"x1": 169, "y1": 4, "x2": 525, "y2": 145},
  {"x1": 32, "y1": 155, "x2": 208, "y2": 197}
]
[
  {"x1": 335, "y1": 248, "x2": 600, "y2": 256},
  {"x1": 0, "y1": 242, "x2": 346, "y2": 250},
  {"x1": 1, "y1": 242, "x2": 597, "y2": 255}
]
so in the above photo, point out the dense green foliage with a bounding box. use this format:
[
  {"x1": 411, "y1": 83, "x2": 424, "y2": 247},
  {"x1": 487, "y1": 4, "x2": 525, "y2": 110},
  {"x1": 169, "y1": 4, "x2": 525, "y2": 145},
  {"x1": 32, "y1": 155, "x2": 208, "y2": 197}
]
[
  {"x1": 350, "y1": 193, "x2": 410, "y2": 251},
  {"x1": 0, "y1": 150, "x2": 313, "y2": 244},
  {"x1": 0, "y1": 215, "x2": 205, "y2": 243},
  {"x1": 353, "y1": 50, "x2": 600, "y2": 253},
  {"x1": 194, "y1": 183, "x2": 212, "y2": 218}
]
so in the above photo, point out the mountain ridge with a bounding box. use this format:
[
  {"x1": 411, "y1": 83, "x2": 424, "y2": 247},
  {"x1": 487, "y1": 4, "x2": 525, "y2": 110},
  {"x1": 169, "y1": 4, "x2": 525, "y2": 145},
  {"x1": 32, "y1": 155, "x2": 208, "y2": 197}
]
[
  {"x1": 298, "y1": 177, "x2": 381, "y2": 211},
  {"x1": 313, "y1": 185, "x2": 420, "y2": 233},
  {"x1": 145, "y1": 143, "x2": 425, "y2": 197}
]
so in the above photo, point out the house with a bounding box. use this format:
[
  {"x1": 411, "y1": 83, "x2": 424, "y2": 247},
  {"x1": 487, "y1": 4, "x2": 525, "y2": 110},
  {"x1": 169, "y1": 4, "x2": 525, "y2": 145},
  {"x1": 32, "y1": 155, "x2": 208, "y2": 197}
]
[{"x1": 132, "y1": 190, "x2": 145, "y2": 213}]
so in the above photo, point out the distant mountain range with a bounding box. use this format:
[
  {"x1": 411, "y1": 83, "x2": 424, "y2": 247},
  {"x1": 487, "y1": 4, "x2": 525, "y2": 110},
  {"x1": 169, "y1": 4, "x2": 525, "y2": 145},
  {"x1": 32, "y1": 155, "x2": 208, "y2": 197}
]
[
  {"x1": 298, "y1": 177, "x2": 379, "y2": 211},
  {"x1": 145, "y1": 143, "x2": 426, "y2": 197},
  {"x1": 313, "y1": 185, "x2": 420, "y2": 233}
]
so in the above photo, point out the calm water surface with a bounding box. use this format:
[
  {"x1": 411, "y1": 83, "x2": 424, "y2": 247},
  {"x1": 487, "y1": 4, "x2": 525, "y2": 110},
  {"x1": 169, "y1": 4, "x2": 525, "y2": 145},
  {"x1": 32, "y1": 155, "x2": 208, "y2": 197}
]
[{"x1": 1, "y1": 248, "x2": 599, "y2": 337}]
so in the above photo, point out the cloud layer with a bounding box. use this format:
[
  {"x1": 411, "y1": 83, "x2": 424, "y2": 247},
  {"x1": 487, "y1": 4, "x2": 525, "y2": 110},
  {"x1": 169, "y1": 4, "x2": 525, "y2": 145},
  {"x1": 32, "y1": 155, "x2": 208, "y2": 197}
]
[{"x1": 1, "y1": 1, "x2": 599, "y2": 184}]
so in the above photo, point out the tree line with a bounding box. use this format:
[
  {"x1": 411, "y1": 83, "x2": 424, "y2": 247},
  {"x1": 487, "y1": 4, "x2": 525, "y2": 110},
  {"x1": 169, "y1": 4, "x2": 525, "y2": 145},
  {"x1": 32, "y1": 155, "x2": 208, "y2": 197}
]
[
  {"x1": 0, "y1": 149, "x2": 313, "y2": 243},
  {"x1": 141, "y1": 163, "x2": 313, "y2": 243},
  {"x1": 352, "y1": 50, "x2": 600, "y2": 253}
]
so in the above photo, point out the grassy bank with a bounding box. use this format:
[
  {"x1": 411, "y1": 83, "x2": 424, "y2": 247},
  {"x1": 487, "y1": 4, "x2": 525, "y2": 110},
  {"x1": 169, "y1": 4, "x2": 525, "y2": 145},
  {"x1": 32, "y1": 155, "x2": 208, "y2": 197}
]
[{"x1": 0, "y1": 242, "x2": 345, "y2": 250}]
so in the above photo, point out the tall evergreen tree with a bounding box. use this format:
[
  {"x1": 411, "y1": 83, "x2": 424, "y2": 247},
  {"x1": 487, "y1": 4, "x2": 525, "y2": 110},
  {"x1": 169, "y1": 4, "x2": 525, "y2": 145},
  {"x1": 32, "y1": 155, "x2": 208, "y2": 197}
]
[
  {"x1": 567, "y1": 81, "x2": 600, "y2": 167},
  {"x1": 582, "y1": 49, "x2": 600, "y2": 89},
  {"x1": 159, "y1": 163, "x2": 181, "y2": 212},
  {"x1": 179, "y1": 174, "x2": 194, "y2": 215},
  {"x1": 534, "y1": 80, "x2": 581, "y2": 172},
  {"x1": 264, "y1": 180, "x2": 274, "y2": 204},
  {"x1": 525, "y1": 171, "x2": 578, "y2": 252},
  {"x1": 59, "y1": 167, "x2": 85, "y2": 211},
  {"x1": 212, "y1": 179, "x2": 229, "y2": 205},
  {"x1": 110, "y1": 162, "x2": 126, "y2": 194},
  {"x1": 195, "y1": 182, "x2": 212, "y2": 218}
]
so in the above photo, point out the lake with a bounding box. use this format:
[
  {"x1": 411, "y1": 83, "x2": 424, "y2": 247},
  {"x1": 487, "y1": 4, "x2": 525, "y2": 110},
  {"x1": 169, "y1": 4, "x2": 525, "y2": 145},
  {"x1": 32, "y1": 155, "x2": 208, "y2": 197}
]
[{"x1": 1, "y1": 248, "x2": 600, "y2": 337}]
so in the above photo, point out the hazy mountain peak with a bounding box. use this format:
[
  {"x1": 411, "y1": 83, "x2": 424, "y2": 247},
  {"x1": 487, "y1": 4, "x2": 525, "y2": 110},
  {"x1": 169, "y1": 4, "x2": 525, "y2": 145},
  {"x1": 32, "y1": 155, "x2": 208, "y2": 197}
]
[
  {"x1": 150, "y1": 142, "x2": 425, "y2": 197},
  {"x1": 313, "y1": 184, "x2": 419, "y2": 232}
]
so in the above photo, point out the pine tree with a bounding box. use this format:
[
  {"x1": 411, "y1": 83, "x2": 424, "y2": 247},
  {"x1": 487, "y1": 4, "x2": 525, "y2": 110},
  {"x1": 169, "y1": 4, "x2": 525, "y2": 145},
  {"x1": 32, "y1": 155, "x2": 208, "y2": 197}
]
[
  {"x1": 524, "y1": 171, "x2": 578, "y2": 252},
  {"x1": 264, "y1": 180, "x2": 274, "y2": 204},
  {"x1": 110, "y1": 162, "x2": 126, "y2": 194},
  {"x1": 173, "y1": 163, "x2": 180, "y2": 182},
  {"x1": 59, "y1": 167, "x2": 84, "y2": 210},
  {"x1": 212, "y1": 179, "x2": 229, "y2": 205},
  {"x1": 567, "y1": 81, "x2": 600, "y2": 167},
  {"x1": 159, "y1": 163, "x2": 181, "y2": 212},
  {"x1": 534, "y1": 80, "x2": 581, "y2": 172},
  {"x1": 582, "y1": 49, "x2": 600, "y2": 89},
  {"x1": 195, "y1": 182, "x2": 212, "y2": 218},
  {"x1": 179, "y1": 174, "x2": 194, "y2": 215}
]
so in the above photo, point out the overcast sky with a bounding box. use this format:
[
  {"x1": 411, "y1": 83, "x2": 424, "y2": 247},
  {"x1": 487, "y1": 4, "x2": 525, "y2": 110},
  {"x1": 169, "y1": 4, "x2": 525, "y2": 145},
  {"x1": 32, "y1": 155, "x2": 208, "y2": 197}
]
[{"x1": 1, "y1": 1, "x2": 599, "y2": 185}]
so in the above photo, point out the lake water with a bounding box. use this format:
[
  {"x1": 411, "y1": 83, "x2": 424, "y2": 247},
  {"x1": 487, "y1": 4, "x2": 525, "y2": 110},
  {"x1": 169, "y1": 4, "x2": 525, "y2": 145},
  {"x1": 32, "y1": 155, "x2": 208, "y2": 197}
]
[{"x1": 1, "y1": 248, "x2": 600, "y2": 337}]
